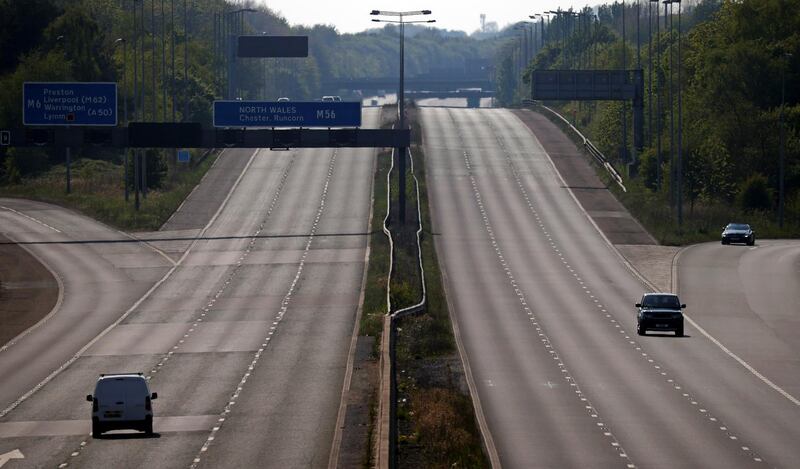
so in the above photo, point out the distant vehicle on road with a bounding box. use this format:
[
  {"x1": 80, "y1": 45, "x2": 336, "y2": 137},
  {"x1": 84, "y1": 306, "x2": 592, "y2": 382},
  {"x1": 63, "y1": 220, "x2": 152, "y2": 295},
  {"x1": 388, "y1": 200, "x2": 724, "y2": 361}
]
[
  {"x1": 277, "y1": 97, "x2": 290, "y2": 102},
  {"x1": 721, "y1": 223, "x2": 755, "y2": 245},
  {"x1": 636, "y1": 293, "x2": 685, "y2": 337},
  {"x1": 87, "y1": 373, "x2": 157, "y2": 437},
  {"x1": 322, "y1": 95, "x2": 342, "y2": 102}
]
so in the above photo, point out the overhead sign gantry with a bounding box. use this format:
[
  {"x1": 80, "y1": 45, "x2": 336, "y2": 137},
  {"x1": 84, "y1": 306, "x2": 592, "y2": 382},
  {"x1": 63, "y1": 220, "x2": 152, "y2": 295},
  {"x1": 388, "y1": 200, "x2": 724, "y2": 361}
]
[{"x1": 532, "y1": 69, "x2": 644, "y2": 150}]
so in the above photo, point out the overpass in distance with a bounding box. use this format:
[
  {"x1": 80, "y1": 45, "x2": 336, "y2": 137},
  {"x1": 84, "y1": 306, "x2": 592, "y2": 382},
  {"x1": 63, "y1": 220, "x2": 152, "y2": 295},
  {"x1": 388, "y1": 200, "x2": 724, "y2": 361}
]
[{"x1": 321, "y1": 76, "x2": 494, "y2": 93}]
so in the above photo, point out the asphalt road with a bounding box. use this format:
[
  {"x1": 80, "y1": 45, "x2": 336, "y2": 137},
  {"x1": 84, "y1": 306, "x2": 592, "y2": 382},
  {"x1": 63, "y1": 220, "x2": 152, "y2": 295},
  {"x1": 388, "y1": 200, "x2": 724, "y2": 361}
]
[
  {"x1": 0, "y1": 109, "x2": 378, "y2": 468},
  {"x1": 421, "y1": 107, "x2": 800, "y2": 468}
]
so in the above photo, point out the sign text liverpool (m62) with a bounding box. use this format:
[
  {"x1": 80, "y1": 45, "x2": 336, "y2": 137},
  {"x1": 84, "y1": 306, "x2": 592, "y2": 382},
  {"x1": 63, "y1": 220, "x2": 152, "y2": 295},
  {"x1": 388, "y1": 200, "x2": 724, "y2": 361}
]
[{"x1": 23, "y1": 82, "x2": 117, "y2": 126}]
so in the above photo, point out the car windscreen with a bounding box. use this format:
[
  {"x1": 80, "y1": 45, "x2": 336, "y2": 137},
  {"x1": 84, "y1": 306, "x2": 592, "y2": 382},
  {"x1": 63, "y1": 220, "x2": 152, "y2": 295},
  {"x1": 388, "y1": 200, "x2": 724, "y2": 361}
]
[{"x1": 727, "y1": 224, "x2": 750, "y2": 230}]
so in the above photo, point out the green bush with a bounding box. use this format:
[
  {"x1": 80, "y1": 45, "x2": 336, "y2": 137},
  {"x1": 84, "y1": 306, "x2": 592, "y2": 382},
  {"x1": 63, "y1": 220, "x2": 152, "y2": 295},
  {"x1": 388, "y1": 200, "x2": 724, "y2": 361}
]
[{"x1": 737, "y1": 173, "x2": 772, "y2": 212}]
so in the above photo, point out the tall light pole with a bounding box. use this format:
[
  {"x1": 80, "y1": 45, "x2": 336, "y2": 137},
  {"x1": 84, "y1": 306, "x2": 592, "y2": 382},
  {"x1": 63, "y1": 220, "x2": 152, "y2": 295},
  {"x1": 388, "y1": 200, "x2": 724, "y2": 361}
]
[
  {"x1": 171, "y1": 0, "x2": 176, "y2": 122},
  {"x1": 529, "y1": 14, "x2": 544, "y2": 53},
  {"x1": 370, "y1": 9, "x2": 435, "y2": 225},
  {"x1": 132, "y1": 0, "x2": 141, "y2": 210},
  {"x1": 56, "y1": 35, "x2": 71, "y2": 195},
  {"x1": 115, "y1": 38, "x2": 130, "y2": 202},
  {"x1": 622, "y1": 1, "x2": 629, "y2": 169},
  {"x1": 676, "y1": 0, "x2": 683, "y2": 226},
  {"x1": 651, "y1": 0, "x2": 661, "y2": 190},
  {"x1": 224, "y1": 8, "x2": 257, "y2": 99},
  {"x1": 779, "y1": 52, "x2": 792, "y2": 228},
  {"x1": 665, "y1": 0, "x2": 674, "y2": 209}
]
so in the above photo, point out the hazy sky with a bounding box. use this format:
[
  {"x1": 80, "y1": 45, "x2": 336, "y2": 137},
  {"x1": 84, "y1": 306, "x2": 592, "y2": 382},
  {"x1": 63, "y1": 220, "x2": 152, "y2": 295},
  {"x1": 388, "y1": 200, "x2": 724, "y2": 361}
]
[{"x1": 254, "y1": 1, "x2": 597, "y2": 35}]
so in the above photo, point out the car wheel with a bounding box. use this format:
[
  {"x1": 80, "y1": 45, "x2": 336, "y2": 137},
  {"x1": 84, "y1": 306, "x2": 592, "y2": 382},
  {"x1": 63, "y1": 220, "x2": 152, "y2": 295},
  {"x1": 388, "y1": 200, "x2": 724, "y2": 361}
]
[
  {"x1": 144, "y1": 416, "x2": 153, "y2": 435},
  {"x1": 637, "y1": 322, "x2": 645, "y2": 336},
  {"x1": 675, "y1": 325, "x2": 684, "y2": 337},
  {"x1": 748, "y1": 237, "x2": 755, "y2": 246},
  {"x1": 721, "y1": 239, "x2": 728, "y2": 245},
  {"x1": 92, "y1": 420, "x2": 103, "y2": 438}
]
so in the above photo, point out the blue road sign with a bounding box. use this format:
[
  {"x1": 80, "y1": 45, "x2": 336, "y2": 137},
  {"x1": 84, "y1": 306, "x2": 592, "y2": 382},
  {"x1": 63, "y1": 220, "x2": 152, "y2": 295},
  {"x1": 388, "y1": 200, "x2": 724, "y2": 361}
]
[
  {"x1": 213, "y1": 101, "x2": 361, "y2": 128},
  {"x1": 23, "y1": 82, "x2": 117, "y2": 126},
  {"x1": 177, "y1": 149, "x2": 191, "y2": 163}
]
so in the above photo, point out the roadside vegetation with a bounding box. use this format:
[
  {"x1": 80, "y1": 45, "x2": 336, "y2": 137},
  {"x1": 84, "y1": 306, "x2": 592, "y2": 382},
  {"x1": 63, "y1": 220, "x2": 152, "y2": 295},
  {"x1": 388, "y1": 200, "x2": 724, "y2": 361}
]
[
  {"x1": 495, "y1": 0, "x2": 799, "y2": 244},
  {"x1": 393, "y1": 103, "x2": 488, "y2": 468},
  {"x1": 359, "y1": 104, "x2": 487, "y2": 467},
  {"x1": 0, "y1": 0, "x2": 500, "y2": 231},
  {"x1": 0, "y1": 150, "x2": 216, "y2": 231}
]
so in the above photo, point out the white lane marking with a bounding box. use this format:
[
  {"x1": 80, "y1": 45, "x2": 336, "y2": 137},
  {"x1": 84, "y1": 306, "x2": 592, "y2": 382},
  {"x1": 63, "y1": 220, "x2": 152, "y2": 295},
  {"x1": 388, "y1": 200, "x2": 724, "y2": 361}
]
[
  {"x1": 0, "y1": 450, "x2": 24, "y2": 468},
  {"x1": 0, "y1": 205, "x2": 61, "y2": 232},
  {"x1": 0, "y1": 149, "x2": 262, "y2": 421},
  {"x1": 0, "y1": 231, "x2": 65, "y2": 355},
  {"x1": 447, "y1": 108, "x2": 633, "y2": 465},
  {"x1": 118, "y1": 229, "x2": 177, "y2": 267},
  {"x1": 489, "y1": 109, "x2": 768, "y2": 463},
  {"x1": 189, "y1": 149, "x2": 338, "y2": 469},
  {"x1": 674, "y1": 246, "x2": 800, "y2": 407},
  {"x1": 687, "y1": 314, "x2": 800, "y2": 407}
]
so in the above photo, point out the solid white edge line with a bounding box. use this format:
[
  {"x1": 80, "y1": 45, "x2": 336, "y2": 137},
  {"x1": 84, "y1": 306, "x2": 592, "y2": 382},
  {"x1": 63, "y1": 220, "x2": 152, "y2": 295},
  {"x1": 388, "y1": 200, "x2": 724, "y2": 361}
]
[
  {"x1": 514, "y1": 108, "x2": 800, "y2": 409},
  {"x1": 673, "y1": 245, "x2": 800, "y2": 407},
  {"x1": 0, "y1": 230, "x2": 65, "y2": 354},
  {"x1": 0, "y1": 205, "x2": 62, "y2": 233},
  {"x1": 0, "y1": 148, "x2": 261, "y2": 420},
  {"x1": 328, "y1": 127, "x2": 379, "y2": 469},
  {"x1": 425, "y1": 108, "x2": 501, "y2": 468}
]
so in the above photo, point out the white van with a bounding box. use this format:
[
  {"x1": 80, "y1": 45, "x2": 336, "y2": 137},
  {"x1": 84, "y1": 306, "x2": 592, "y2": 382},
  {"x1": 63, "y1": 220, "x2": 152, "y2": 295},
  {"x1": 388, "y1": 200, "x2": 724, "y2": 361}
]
[{"x1": 86, "y1": 373, "x2": 157, "y2": 436}]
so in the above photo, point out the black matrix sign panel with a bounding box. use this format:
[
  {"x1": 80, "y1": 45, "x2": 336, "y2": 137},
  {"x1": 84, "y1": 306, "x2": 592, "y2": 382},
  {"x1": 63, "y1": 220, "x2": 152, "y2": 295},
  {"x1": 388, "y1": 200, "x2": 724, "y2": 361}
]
[
  {"x1": 237, "y1": 36, "x2": 309, "y2": 58},
  {"x1": 532, "y1": 70, "x2": 639, "y2": 101}
]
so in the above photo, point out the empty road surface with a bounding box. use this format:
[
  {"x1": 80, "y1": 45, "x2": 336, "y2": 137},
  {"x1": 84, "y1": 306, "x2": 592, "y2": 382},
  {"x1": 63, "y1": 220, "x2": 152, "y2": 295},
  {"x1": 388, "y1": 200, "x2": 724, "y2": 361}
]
[
  {"x1": 422, "y1": 106, "x2": 800, "y2": 468},
  {"x1": 0, "y1": 109, "x2": 379, "y2": 468}
]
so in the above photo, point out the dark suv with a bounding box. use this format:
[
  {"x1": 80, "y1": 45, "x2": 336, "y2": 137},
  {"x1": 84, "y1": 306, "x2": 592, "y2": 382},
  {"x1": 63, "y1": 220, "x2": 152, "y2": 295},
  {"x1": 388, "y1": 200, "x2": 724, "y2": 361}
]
[
  {"x1": 721, "y1": 223, "x2": 755, "y2": 245},
  {"x1": 636, "y1": 293, "x2": 685, "y2": 337}
]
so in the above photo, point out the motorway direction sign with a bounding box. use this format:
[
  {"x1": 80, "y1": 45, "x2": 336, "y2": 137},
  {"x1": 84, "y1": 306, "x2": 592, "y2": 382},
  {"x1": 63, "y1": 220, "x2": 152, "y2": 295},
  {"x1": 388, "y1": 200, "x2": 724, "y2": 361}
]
[
  {"x1": 213, "y1": 101, "x2": 362, "y2": 128},
  {"x1": 23, "y1": 82, "x2": 117, "y2": 126}
]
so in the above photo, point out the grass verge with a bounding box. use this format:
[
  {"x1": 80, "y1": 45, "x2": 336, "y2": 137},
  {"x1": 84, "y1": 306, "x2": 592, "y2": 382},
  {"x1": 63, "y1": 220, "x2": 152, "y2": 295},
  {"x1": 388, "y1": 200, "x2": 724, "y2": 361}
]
[
  {"x1": 393, "y1": 103, "x2": 488, "y2": 468},
  {"x1": 0, "y1": 150, "x2": 218, "y2": 231},
  {"x1": 533, "y1": 104, "x2": 799, "y2": 245}
]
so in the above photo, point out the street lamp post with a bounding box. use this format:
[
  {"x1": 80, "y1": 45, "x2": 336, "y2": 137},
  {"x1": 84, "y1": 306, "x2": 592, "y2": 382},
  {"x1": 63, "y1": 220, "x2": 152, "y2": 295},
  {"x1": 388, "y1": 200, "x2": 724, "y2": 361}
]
[
  {"x1": 665, "y1": 0, "x2": 674, "y2": 209},
  {"x1": 55, "y1": 35, "x2": 74, "y2": 195},
  {"x1": 224, "y1": 8, "x2": 257, "y2": 99},
  {"x1": 115, "y1": 38, "x2": 130, "y2": 202},
  {"x1": 676, "y1": 0, "x2": 683, "y2": 226},
  {"x1": 132, "y1": 1, "x2": 140, "y2": 210},
  {"x1": 370, "y1": 9, "x2": 435, "y2": 225},
  {"x1": 779, "y1": 52, "x2": 792, "y2": 228},
  {"x1": 651, "y1": 0, "x2": 661, "y2": 190},
  {"x1": 529, "y1": 14, "x2": 544, "y2": 53}
]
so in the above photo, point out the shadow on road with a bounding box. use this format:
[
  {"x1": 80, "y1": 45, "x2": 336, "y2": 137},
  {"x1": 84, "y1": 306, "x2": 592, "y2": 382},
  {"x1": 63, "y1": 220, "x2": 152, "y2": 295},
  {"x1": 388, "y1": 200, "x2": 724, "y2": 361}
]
[
  {"x1": 94, "y1": 432, "x2": 161, "y2": 440},
  {"x1": 1, "y1": 231, "x2": 378, "y2": 246}
]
